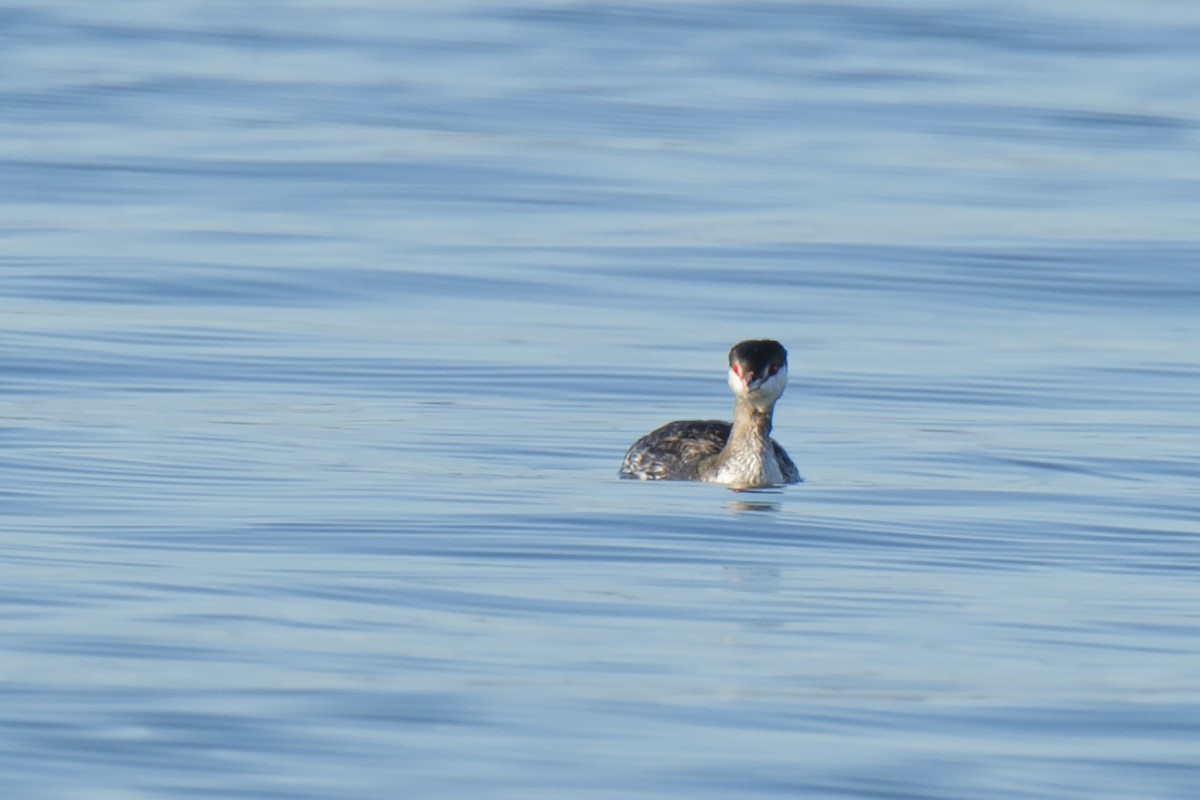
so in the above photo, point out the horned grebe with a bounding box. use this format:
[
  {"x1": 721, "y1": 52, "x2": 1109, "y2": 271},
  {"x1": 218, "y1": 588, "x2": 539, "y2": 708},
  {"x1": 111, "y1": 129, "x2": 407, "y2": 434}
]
[{"x1": 619, "y1": 339, "x2": 802, "y2": 487}]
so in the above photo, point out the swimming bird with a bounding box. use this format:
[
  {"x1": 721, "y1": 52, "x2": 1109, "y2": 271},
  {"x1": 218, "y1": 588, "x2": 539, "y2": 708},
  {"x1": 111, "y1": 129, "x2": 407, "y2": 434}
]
[{"x1": 619, "y1": 339, "x2": 801, "y2": 487}]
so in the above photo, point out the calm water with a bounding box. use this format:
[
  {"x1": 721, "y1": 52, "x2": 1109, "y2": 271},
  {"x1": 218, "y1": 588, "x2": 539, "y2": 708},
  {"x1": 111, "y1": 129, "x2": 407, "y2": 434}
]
[{"x1": 3, "y1": 2, "x2": 1200, "y2": 798}]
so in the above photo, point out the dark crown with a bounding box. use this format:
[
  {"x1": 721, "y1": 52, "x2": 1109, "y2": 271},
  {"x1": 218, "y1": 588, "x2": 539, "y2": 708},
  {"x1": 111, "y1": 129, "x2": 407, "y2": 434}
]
[{"x1": 728, "y1": 339, "x2": 787, "y2": 370}]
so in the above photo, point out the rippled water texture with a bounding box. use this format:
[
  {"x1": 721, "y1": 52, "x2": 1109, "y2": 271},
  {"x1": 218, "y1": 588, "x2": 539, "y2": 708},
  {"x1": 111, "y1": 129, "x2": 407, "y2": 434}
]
[{"x1": 2, "y1": 2, "x2": 1199, "y2": 799}]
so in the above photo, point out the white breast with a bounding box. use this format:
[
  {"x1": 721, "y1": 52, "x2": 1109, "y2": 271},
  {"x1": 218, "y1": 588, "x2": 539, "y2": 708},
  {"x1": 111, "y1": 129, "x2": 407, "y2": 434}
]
[{"x1": 712, "y1": 446, "x2": 784, "y2": 486}]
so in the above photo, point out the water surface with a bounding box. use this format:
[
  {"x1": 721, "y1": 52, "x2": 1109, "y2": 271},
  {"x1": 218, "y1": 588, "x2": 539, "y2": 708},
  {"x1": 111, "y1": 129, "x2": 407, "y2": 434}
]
[{"x1": 2, "y1": 2, "x2": 1199, "y2": 799}]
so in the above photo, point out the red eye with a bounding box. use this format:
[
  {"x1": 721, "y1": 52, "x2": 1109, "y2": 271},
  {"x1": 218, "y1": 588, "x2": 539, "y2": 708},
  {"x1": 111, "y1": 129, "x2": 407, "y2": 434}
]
[
  {"x1": 766, "y1": 364, "x2": 779, "y2": 377},
  {"x1": 731, "y1": 363, "x2": 742, "y2": 376}
]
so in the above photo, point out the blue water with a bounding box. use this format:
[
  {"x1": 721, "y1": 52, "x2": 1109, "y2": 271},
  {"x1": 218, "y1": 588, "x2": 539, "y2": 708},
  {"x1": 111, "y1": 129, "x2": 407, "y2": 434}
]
[{"x1": 3, "y1": 2, "x2": 1200, "y2": 798}]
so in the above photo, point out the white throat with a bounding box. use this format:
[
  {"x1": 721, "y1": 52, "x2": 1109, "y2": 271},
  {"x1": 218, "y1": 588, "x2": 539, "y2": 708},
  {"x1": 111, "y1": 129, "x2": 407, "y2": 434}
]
[{"x1": 728, "y1": 364, "x2": 788, "y2": 411}]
